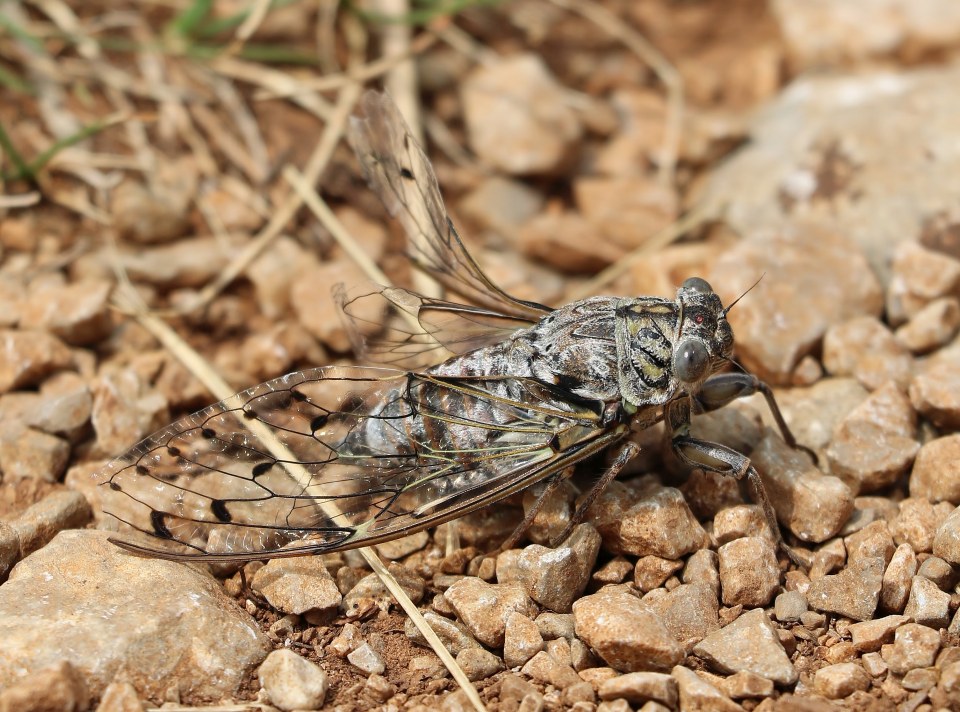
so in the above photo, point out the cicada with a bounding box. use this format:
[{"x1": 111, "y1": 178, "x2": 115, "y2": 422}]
[{"x1": 97, "y1": 91, "x2": 807, "y2": 565}]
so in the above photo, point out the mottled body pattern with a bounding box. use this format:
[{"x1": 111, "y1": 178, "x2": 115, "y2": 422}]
[{"x1": 97, "y1": 91, "x2": 801, "y2": 564}]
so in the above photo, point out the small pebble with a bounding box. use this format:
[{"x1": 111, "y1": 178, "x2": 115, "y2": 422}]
[
  {"x1": 932, "y1": 505, "x2": 960, "y2": 565},
  {"x1": 517, "y1": 523, "x2": 601, "y2": 612},
  {"x1": 844, "y1": 520, "x2": 895, "y2": 564},
  {"x1": 826, "y1": 419, "x2": 919, "y2": 494},
  {"x1": 813, "y1": 662, "x2": 871, "y2": 699},
  {"x1": 806, "y1": 555, "x2": 884, "y2": 621},
  {"x1": 634, "y1": 555, "x2": 684, "y2": 593},
  {"x1": 572, "y1": 587, "x2": 683, "y2": 672},
  {"x1": 682, "y1": 549, "x2": 720, "y2": 595},
  {"x1": 364, "y1": 673, "x2": 396, "y2": 703},
  {"x1": 347, "y1": 642, "x2": 386, "y2": 675},
  {"x1": 917, "y1": 556, "x2": 956, "y2": 590},
  {"x1": 880, "y1": 543, "x2": 917, "y2": 613},
  {"x1": 750, "y1": 431, "x2": 854, "y2": 543},
  {"x1": 327, "y1": 622, "x2": 362, "y2": 657},
  {"x1": 719, "y1": 670, "x2": 774, "y2": 699},
  {"x1": 615, "y1": 486, "x2": 711, "y2": 559},
  {"x1": 0, "y1": 330, "x2": 74, "y2": 393},
  {"x1": 455, "y1": 647, "x2": 503, "y2": 682},
  {"x1": 20, "y1": 278, "x2": 113, "y2": 346},
  {"x1": 895, "y1": 297, "x2": 960, "y2": 353},
  {"x1": 892, "y1": 498, "x2": 940, "y2": 553},
  {"x1": 692, "y1": 608, "x2": 797, "y2": 685},
  {"x1": 822, "y1": 316, "x2": 912, "y2": 390},
  {"x1": 718, "y1": 536, "x2": 779, "y2": 607},
  {"x1": 520, "y1": 650, "x2": 581, "y2": 689},
  {"x1": 562, "y1": 680, "x2": 596, "y2": 706},
  {"x1": 535, "y1": 612, "x2": 576, "y2": 642},
  {"x1": 445, "y1": 578, "x2": 537, "y2": 647},
  {"x1": 671, "y1": 665, "x2": 742, "y2": 712},
  {"x1": 885, "y1": 623, "x2": 941, "y2": 675},
  {"x1": 592, "y1": 556, "x2": 634, "y2": 585},
  {"x1": 645, "y1": 583, "x2": 720, "y2": 642},
  {"x1": 0, "y1": 423, "x2": 70, "y2": 483},
  {"x1": 374, "y1": 531, "x2": 429, "y2": 560},
  {"x1": 598, "y1": 672, "x2": 677, "y2": 706},
  {"x1": 774, "y1": 591, "x2": 808, "y2": 623},
  {"x1": 251, "y1": 557, "x2": 341, "y2": 621},
  {"x1": 258, "y1": 649, "x2": 328, "y2": 712},
  {"x1": 342, "y1": 564, "x2": 425, "y2": 615},
  {"x1": 902, "y1": 576, "x2": 951, "y2": 629},
  {"x1": 909, "y1": 360, "x2": 960, "y2": 430},
  {"x1": 848, "y1": 615, "x2": 907, "y2": 653},
  {"x1": 901, "y1": 667, "x2": 938, "y2": 691},
  {"x1": 503, "y1": 612, "x2": 544, "y2": 668},
  {"x1": 11, "y1": 489, "x2": 92, "y2": 557},
  {"x1": 886, "y1": 241, "x2": 960, "y2": 325},
  {"x1": 94, "y1": 681, "x2": 144, "y2": 712},
  {"x1": 861, "y1": 652, "x2": 888, "y2": 677},
  {"x1": 713, "y1": 505, "x2": 774, "y2": 545},
  {"x1": 462, "y1": 54, "x2": 582, "y2": 175},
  {"x1": 404, "y1": 610, "x2": 481, "y2": 656}
]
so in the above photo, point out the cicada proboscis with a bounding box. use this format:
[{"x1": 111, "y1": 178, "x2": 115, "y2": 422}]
[{"x1": 96, "y1": 91, "x2": 809, "y2": 567}]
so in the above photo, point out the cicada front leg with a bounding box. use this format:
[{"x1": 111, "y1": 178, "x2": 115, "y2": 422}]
[
  {"x1": 669, "y1": 375, "x2": 809, "y2": 567},
  {"x1": 692, "y1": 372, "x2": 817, "y2": 463}
]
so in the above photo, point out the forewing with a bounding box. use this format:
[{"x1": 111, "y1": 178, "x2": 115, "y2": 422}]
[
  {"x1": 96, "y1": 365, "x2": 608, "y2": 562},
  {"x1": 347, "y1": 90, "x2": 551, "y2": 320},
  {"x1": 339, "y1": 284, "x2": 533, "y2": 369}
]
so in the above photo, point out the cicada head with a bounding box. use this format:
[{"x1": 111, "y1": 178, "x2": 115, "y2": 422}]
[
  {"x1": 615, "y1": 277, "x2": 733, "y2": 407},
  {"x1": 671, "y1": 277, "x2": 733, "y2": 388}
]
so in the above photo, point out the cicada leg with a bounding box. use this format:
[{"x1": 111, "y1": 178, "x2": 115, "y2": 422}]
[
  {"x1": 671, "y1": 433, "x2": 804, "y2": 567},
  {"x1": 546, "y1": 440, "x2": 642, "y2": 548},
  {"x1": 693, "y1": 372, "x2": 817, "y2": 462},
  {"x1": 498, "y1": 472, "x2": 570, "y2": 552}
]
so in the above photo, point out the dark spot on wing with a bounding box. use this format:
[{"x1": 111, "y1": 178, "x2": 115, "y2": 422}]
[
  {"x1": 135, "y1": 465, "x2": 149, "y2": 475},
  {"x1": 252, "y1": 461, "x2": 274, "y2": 477},
  {"x1": 399, "y1": 167, "x2": 414, "y2": 180},
  {"x1": 201, "y1": 427, "x2": 216, "y2": 439},
  {"x1": 166, "y1": 446, "x2": 181, "y2": 457},
  {"x1": 211, "y1": 499, "x2": 232, "y2": 523},
  {"x1": 151, "y1": 510, "x2": 173, "y2": 539},
  {"x1": 109, "y1": 482, "x2": 121, "y2": 491},
  {"x1": 311, "y1": 414, "x2": 329, "y2": 432}
]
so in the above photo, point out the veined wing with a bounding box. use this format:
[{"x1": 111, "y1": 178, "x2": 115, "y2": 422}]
[
  {"x1": 339, "y1": 284, "x2": 535, "y2": 369},
  {"x1": 347, "y1": 90, "x2": 552, "y2": 321},
  {"x1": 96, "y1": 365, "x2": 617, "y2": 562}
]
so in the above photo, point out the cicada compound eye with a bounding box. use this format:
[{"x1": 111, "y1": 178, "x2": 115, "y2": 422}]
[
  {"x1": 673, "y1": 338, "x2": 710, "y2": 382},
  {"x1": 681, "y1": 277, "x2": 713, "y2": 294}
]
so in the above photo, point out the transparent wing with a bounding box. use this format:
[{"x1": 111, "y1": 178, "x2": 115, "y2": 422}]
[
  {"x1": 347, "y1": 90, "x2": 552, "y2": 321},
  {"x1": 339, "y1": 284, "x2": 534, "y2": 369},
  {"x1": 96, "y1": 365, "x2": 612, "y2": 562}
]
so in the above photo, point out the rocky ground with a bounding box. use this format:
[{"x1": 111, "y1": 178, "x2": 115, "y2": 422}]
[{"x1": 1, "y1": 0, "x2": 960, "y2": 710}]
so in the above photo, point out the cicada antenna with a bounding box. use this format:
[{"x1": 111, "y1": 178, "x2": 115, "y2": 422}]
[{"x1": 723, "y1": 273, "x2": 765, "y2": 317}]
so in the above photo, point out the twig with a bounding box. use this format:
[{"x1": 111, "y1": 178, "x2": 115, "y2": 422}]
[
  {"x1": 282, "y1": 166, "x2": 392, "y2": 288},
  {"x1": 0, "y1": 191, "x2": 41, "y2": 208},
  {"x1": 225, "y1": 0, "x2": 272, "y2": 55},
  {"x1": 548, "y1": 0, "x2": 683, "y2": 190}
]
